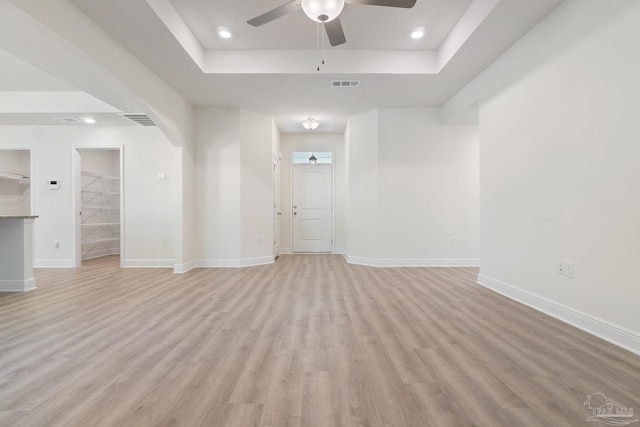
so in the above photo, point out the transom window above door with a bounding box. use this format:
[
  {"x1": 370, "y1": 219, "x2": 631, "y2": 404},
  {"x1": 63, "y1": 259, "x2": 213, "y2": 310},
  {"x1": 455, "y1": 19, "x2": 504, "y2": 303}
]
[{"x1": 292, "y1": 152, "x2": 332, "y2": 164}]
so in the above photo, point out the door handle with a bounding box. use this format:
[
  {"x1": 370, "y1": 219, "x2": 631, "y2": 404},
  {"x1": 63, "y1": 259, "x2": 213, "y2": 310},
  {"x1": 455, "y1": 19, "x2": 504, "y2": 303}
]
[
  {"x1": 293, "y1": 212, "x2": 297, "y2": 216},
  {"x1": 278, "y1": 212, "x2": 281, "y2": 216}
]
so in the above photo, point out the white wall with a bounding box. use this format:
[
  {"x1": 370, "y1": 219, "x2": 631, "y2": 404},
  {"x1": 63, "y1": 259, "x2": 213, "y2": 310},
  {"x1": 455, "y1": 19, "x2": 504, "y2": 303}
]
[
  {"x1": 345, "y1": 108, "x2": 480, "y2": 266},
  {"x1": 0, "y1": 149, "x2": 30, "y2": 215},
  {"x1": 121, "y1": 133, "x2": 177, "y2": 266},
  {"x1": 174, "y1": 143, "x2": 197, "y2": 272},
  {"x1": 279, "y1": 133, "x2": 346, "y2": 254},
  {"x1": 345, "y1": 110, "x2": 380, "y2": 262},
  {"x1": 195, "y1": 108, "x2": 276, "y2": 267},
  {"x1": 240, "y1": 109, "x2": 274, "y2": 261},
  {"x1": 195, "y1": 108, "x2": 241, "y2": 261},
  {"x1": 449, "y1": 0, "x2": 640, "y2": 351},
  {"x1": 378, "y1": 109, "x2": 479, "y2": 263},
  {"x1": 0, "y1": 126, "x2": 179, "y2": 268}
]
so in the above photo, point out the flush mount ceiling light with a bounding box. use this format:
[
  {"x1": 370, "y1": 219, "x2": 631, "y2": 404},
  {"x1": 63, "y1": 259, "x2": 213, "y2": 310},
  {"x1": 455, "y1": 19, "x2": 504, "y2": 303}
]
[
  {"x1": 82, "y1": 117, "x2": 96, "y2": 124},
  {"x1": 218, "y1": 27, "x2": 232, "y2": 39},
  {"x1": 302, "y1": 118, "x2": 320, "y2": 130},
  {"x1": 301, "y1": 0, "x2": 344, "y2": 23},
  {"x1": 411, "y1": 27, "x2": 425, "y2": 39}
]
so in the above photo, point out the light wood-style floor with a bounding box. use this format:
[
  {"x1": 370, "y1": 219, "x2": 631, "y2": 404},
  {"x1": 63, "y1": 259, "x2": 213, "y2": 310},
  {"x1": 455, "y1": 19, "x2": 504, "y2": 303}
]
[{"x1": 0, "y1": 255, "x2": 638, "y2": 426}]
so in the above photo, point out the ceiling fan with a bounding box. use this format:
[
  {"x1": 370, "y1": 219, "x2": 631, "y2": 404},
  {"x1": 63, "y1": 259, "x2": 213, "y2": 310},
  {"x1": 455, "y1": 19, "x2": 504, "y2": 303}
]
[{"x1": 247, "y1": 0, "x2": 417, "y2": 47}]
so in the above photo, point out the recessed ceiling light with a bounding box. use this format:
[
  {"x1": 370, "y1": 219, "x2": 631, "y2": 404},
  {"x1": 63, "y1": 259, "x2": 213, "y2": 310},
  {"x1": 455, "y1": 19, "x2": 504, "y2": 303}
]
[
  {"x1": 218, "y1": 28, "x2": 232, "y2": 39},
  {"x1": 82, "y1": 117, "x2": 96, "y2": 124},
  {"x1": 411, "y1": 28, "x2": 425, "y2": 39}
]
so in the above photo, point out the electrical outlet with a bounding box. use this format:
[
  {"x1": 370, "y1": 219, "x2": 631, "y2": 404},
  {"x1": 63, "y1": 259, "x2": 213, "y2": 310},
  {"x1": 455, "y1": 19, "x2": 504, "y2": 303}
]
[
  {"x1": 565, "y1": 262, "x2": 575, "y2": 278},
  {"x1": 161, "y1": 236, "x2": 168, "y2": 246},
  {"x1": 557, "y1": 260, "x2": 575, "y2": 278},
  {"x1": 256, "y1": 235, "x2": 262, "y2": 245},
  {"x1": 54, "y1": 241, "x2": 60, "y2": 249},
  {"x1": 557, "y1": 261, "x2": 565, "y2": 275},
  {"x1": 450, "y1": 235, "x2": 457, "y2": 246}
]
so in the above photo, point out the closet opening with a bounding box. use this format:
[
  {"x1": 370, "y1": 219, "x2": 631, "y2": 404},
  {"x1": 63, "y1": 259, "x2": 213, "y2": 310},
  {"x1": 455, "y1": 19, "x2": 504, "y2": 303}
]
[{"x1": 73, "y1": 148, "x2": 123, "y2": 267}]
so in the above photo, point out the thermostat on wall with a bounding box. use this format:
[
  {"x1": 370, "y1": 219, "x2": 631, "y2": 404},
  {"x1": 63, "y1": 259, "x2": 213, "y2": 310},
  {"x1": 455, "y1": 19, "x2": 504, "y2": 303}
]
[{"x1": 47, "y1": 179, "x2": 60, "y2": 190}]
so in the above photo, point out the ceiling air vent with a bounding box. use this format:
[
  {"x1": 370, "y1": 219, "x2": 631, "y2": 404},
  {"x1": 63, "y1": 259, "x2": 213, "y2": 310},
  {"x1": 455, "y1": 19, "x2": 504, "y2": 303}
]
[
  {"x1": 331, "y1": 80, "x2": 360, "y2": 87},
  {"x1": 123, "y1": 114, "x2": 156, "y2": 126}
]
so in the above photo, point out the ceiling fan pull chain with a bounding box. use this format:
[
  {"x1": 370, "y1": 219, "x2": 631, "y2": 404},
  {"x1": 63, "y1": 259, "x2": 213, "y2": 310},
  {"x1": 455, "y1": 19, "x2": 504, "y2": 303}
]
[
  {"x1": 320, "y1": 22, "x2": 326, "y2": 70},
  {"x1": 316, "y1": 22, "x2": 321, "y2": 71},
  {"x1": 315, "y1": 22, "x2": 326, "y2": 71}
]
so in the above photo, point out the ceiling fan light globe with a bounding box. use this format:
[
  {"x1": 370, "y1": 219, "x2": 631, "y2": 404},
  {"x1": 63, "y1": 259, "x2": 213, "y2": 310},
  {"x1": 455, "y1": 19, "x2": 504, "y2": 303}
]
[{"x1": 301, "y1": 0, "x2": 345, "y2": 23}]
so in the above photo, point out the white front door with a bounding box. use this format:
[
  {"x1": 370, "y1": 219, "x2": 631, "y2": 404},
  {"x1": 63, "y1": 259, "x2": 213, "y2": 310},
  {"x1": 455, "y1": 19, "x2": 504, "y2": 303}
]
[
  {"x1": 273, "y1": 156, "x2": 281, "y2": 257},
  {"x1": 292, "y1": 164, "x2": 332, "y2": 253}
]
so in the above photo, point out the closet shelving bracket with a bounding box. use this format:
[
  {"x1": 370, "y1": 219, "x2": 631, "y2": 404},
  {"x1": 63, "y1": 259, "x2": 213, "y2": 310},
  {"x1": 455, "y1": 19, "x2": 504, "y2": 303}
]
[{"x1": 0, "y1": 171, "x2": 30, "y2": 184}]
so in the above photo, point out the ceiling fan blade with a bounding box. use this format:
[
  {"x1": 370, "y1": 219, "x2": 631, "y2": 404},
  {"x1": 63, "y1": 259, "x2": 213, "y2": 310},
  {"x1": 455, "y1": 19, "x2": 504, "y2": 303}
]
[
  {"x1": 324, "y1": 17, "x2": 346, "y2": 46},
  {"x1": 345, "y1": 0, "x2": 416, "y2": 8},
  {"x1": 247, "y1": 1, "x2": 301, "y2": 27}
]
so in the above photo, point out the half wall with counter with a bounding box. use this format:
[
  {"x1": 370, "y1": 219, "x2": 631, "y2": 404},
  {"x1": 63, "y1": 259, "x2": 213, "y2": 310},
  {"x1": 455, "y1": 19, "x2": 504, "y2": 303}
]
[{"x1": 0, "y1": 216, "x2": 38, "y2": 292}]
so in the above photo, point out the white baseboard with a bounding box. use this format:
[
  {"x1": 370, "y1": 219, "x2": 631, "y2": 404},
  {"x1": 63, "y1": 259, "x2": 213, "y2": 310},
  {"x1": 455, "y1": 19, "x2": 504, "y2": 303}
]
[
  {"x1": 278, "y1": 249, "x2": 344, "y2": 256},
  {"x1": 0, "y1": 278, "x2": 36, "y2": 292},
  {"x1": 173, "y1": 259, "x2": 198, "y2": 274},
  {"x1": 477, "y1": 273, "x2": 640, "y2": 356},
  {"x1": 344, "y1": 254, "x2": 480, "y2": 268},
  {"x1": 34, "y1": 259, "x2": 74, "y2": 268},
  {"x1": 173, "y1": 256, "x2": 275, "y2": 273},
  {"x1": 239, "y1": 256, "x2": 274, "y2": 267},
  {"x1": 344, "y1": 254, "x2": 378, "y2": 267},
  {"x1": 122, "y1": 259, "x2": 175, "y2": 268},
  {"x1": 382, "y1": 258, "x2": 479, "y2": 267}
]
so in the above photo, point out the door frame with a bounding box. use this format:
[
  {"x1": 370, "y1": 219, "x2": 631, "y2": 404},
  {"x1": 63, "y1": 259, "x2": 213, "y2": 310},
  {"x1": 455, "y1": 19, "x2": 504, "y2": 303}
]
[
  {"x1": 289, "y1": 149, "x2": 335, "y2": 253},
  {"x1": 71, "y1": 145, "x2": 124, "y2": 268},
  {"x1": 273, "y1": 153, "x2": 281, "y2": 258}
]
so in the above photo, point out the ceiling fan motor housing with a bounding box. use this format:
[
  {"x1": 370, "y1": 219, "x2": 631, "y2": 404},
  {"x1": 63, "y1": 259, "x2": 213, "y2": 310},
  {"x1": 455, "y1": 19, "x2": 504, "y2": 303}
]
[{"x1": 301, "y1": 0, "x2": 345, "y2": 23}]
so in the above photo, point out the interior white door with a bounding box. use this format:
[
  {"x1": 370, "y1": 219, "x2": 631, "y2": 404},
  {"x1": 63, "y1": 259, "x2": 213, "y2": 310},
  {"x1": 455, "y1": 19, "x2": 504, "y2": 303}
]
[
  {"x1": 273, "y1": 156, "x2": 281, "y2": 257},
  {"x1": 292, "y1": 164, "x2": 332, "y2": 253}
]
